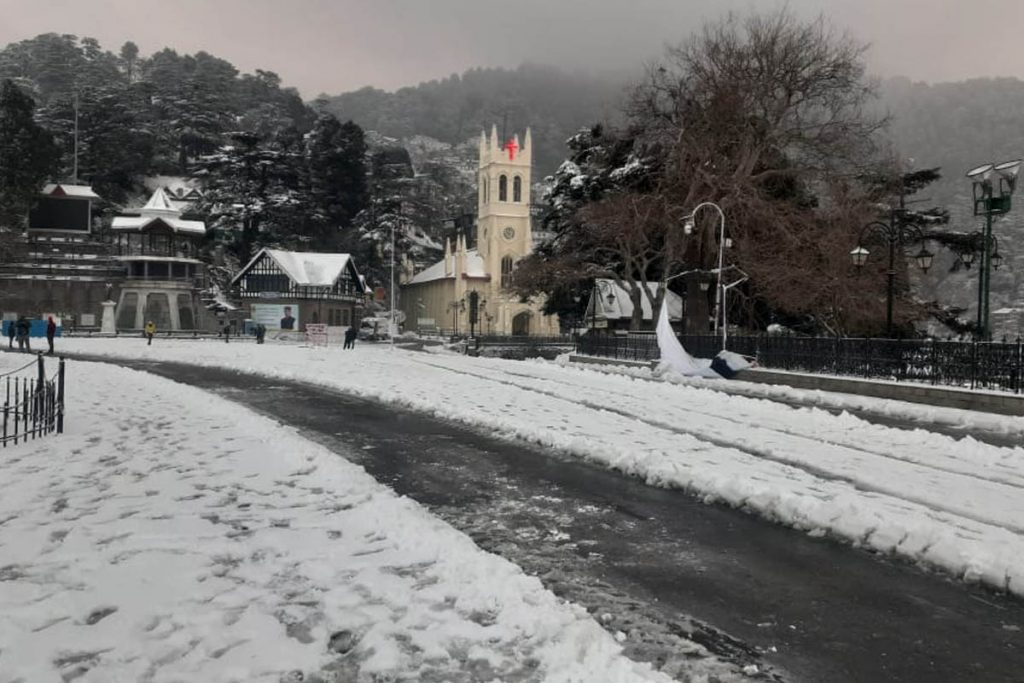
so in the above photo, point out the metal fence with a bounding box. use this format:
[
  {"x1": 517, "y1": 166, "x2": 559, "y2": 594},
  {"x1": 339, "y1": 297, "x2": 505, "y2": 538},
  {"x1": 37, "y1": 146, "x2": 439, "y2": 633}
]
[
  {"x1": 474, "y1": 334, "x2": 576, "y2": 348},
  {"x1": 2, "y1": 354, "x2": 65, "y2": 447},
  {"x1": 575, "y1": 333, "x2": 1024, "y2": 394}
]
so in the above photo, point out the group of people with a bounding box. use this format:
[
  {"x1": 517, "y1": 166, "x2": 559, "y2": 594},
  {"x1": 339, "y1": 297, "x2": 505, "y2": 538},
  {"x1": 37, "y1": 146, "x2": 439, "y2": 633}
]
[{"x1": 6, "y1": 316, "x2": 58, "y2": 354}]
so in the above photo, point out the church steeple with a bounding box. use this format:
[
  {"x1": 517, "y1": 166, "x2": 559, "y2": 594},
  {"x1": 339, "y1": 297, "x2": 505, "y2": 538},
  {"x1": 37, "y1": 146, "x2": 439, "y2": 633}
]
[{"x1": 476, "y1": 126, "x2": 532, "y2": 279}]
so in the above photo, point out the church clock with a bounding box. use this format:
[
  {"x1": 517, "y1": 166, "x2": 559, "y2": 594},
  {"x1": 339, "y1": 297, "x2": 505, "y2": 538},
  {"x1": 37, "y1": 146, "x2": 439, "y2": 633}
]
[{"x1": 502, "y1": 226, "x2": 515, "y2": 240}]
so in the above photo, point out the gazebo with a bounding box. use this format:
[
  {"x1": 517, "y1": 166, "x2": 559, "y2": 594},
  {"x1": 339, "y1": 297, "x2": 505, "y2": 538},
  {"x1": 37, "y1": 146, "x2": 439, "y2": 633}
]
[{"x1": 109, "y1": 188, "x2": 207, "y2": 331}]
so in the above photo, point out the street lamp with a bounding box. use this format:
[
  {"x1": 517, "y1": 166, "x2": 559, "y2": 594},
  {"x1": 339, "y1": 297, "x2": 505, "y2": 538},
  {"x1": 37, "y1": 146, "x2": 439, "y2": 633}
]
[
  {"x1": 589, "y1": 280, "x2": 616, "y2": 332},
  {"x1": 447, "y1": 299, "x2": 465, "y2": 336},
  {"x1": 720, "y1": 270, "x2": 749, "y2": 350},
  {"x1": 467, "y1": 291, "x2": 485, "y2": 338},
  {"x1": 850, "y1": 220, "x2": 933, "y2": 338},
  {"x1": 966, "y1": 159, "x2": 1019, "y2": 339},
  {"x1": 389, "y1": 204, "x2": 397, "y2": 349},
  {"x1": 683, "y1": 202, "x2": 729, "y2": 338}
]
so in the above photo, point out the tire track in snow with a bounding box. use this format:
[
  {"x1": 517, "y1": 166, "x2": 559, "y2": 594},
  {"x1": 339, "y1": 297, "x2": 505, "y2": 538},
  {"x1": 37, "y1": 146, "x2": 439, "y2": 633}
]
[
  {"x1": 488, "y1": 363, "x2": 1024, "y2": 490},
  {"x1": 411, "y1": 357, "x2": 1024, "y2": 537}
]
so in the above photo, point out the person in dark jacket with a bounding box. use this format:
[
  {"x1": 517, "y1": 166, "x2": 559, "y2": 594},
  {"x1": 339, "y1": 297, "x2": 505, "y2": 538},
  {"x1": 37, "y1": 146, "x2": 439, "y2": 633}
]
[
  {"x1": 6, "y1": 320, "x2": 13, "y2": 349},
  {"x1": 45, "y1": 316, "x2": 57, "y2": 355},
  {"x1": 343, "y1": 326, "x2": 356, "y2": 349},
  {"x1": 15, "y1": 317, "x2": 31, "y2": 352}
]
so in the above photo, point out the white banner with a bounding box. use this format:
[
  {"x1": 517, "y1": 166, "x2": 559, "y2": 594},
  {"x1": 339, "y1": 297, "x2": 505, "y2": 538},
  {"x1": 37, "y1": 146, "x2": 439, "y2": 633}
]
[{"x1": 251, "y1": 303, "x2": 300, "y2": 331}]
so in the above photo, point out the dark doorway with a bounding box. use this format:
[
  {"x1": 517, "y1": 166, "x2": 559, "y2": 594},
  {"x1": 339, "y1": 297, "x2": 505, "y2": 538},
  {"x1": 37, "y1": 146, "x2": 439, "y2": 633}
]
[{"x1": 512, "y1": 311, "x2": 531, "y2": 336}]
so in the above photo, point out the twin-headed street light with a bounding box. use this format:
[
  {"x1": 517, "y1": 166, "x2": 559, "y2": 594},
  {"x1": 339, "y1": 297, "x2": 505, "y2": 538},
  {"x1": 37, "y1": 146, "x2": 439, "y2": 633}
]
[{"x1": 965, "y1": 158, "x2": 1020, "y2": 339}]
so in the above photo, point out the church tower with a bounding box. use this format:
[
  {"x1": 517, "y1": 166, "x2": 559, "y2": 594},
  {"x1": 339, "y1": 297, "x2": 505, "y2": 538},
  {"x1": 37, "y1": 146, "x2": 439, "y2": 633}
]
[{"x1": 477, "y1": 126, "x2": 532, "y2": 290}]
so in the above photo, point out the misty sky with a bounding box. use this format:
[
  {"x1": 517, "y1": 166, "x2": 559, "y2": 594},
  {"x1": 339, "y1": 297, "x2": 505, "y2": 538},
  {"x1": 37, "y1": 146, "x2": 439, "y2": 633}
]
[{"x1": 1, "y1": 0, "x2": 1022, "y2": 96}]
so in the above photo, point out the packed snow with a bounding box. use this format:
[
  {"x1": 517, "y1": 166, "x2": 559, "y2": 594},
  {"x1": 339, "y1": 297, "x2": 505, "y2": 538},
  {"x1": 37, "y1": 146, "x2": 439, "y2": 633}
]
[
  {"x1": 49, "y1": 336, "x2": 1024, "y2": 602},
  {"x1": 0, "y1": 354, "x2": 676, "y2": 682}
]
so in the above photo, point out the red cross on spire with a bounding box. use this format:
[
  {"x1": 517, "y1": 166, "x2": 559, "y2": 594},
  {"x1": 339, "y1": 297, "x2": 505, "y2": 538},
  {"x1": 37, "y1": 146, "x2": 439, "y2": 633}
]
[{"x1": 504, "y1": 137, "x2": 518, "y2": 161}]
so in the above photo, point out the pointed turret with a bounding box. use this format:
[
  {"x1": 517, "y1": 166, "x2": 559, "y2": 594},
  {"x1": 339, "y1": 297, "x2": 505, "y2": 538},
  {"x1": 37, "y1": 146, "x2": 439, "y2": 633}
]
[
  {"x1": 141, "y1": 187, "x2": 180, "y2": 216},
  {"x1": 490, "y1": 125, "x2": 499, "y2": 153},
  {"x1": 523, "y1": 128, "x2": 533, "y2": 161}
]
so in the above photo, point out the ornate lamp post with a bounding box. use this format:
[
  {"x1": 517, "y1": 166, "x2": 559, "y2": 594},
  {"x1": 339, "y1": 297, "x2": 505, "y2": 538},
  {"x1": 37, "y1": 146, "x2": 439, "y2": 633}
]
[
  {"x1": 850, "y1": 220, "x2": 934, "y2": 337},
  {"x1": 683, "y1": 202, "x2": 730, "y2": 342},
  {"x1": 447, "y1": 299, "x2": 465, "y2": 336},
  {"x1": 965, "y1": 159, "x2": 1020, "y2": 340}
]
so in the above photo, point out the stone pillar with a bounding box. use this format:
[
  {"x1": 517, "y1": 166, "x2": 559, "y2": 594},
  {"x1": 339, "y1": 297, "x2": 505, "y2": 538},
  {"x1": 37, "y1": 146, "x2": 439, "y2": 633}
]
[{"x1": 100, "y1": 300, "x2": 117, "y2": 334}]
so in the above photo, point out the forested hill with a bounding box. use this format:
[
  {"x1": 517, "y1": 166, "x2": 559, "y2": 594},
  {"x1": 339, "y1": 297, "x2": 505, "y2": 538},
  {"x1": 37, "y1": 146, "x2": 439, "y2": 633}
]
[
  {"x1": 319, "y1": 64, "x2": 629, "y2": 177},
  {"x1": 0, "y1": 33, "x2": 316, "y2": 205}
]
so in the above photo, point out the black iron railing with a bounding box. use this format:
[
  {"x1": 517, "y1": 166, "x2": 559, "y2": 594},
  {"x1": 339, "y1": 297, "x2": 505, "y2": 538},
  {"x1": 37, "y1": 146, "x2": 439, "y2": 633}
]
[
  {"x1": 474, "y1": 334, "x2": 576, "y2": 347},
  {"x1": 2, "y1": 354, "x2": 65, "y2": 447},
  {"x1": 575, "y1": 333, "x2": 1024, "y2": 394}
]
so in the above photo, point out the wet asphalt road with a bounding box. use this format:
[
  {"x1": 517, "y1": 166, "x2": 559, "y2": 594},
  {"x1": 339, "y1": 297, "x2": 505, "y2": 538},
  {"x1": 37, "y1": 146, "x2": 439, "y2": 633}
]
[{"x1": 96, "y1": 357, "x2": 1024, "y2": 682}]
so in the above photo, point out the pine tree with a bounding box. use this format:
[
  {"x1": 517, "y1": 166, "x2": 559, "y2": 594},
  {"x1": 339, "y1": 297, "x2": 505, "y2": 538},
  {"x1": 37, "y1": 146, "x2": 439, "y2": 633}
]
[
  {"x1": 306, "y1": 114, "x2": 368, "y2": 248},
  {"x1": 0, "y1": 79, "x2": 59, "y2": 233}
]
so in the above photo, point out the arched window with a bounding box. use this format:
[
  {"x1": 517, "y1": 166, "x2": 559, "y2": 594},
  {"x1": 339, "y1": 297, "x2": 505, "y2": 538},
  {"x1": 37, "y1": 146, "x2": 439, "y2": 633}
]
[
  {"x1": 501, "y1": 256, "x2": 514, "y2": 289},
  {"x1": 498, "y1": 175, "x2": 508, "y2": 202},
  {"x1": 513, "y1": 176, "x2": 522, "y2": 202}
]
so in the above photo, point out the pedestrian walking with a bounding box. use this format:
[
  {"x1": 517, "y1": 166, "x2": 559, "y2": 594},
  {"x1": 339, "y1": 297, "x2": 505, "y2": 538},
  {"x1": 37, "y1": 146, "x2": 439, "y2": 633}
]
[
  {"x1": 6, "y1": 320, "x2": 13, "y2": 349},
  {"x1": 45, "y1": 316, "x2": 56, "y2": 355},
  {"x1": 255, "y1": 323, "x2": 266, "y2": 344},
  {"x1": 144, "y1": 320, "x2": 156, "y2": 346},
  {"x1": 15, "y1": 316, "x2": 30, "y2": 352},
  {"x1": 343, "y1": 326, "x2": 356, "y2": 350},
  {"x1": 222, "y1": 321, "x2": 231, "y2": 343}
]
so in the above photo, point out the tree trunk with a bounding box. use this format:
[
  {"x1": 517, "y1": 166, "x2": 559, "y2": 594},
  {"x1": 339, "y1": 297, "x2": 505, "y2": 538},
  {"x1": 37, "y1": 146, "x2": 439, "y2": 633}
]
[
  {"x1": 630, "y1": 286, "x2": 644, "y2": 331},
  {"x1": 685, "y1": 279, "x2": 710, "y2": 334}
]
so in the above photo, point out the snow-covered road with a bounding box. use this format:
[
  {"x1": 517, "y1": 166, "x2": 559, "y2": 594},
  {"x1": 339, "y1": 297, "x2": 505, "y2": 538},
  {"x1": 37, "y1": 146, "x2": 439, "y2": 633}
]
[{"x1": 53, "y1": 337, "x2": 1024, "y2": 600}]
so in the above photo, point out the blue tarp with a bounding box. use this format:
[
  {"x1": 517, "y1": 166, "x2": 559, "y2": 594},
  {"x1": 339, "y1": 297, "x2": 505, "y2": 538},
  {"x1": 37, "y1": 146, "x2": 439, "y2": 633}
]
[{"x1": 2, "y1": 320, "x2": 62, "y2": 338}]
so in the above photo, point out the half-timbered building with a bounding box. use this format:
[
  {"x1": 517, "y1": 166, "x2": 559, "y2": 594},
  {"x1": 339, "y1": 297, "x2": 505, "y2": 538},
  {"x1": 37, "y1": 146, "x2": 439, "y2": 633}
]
[{"x1": 231, "y1": 249, "x2": 367, "y2": 332}]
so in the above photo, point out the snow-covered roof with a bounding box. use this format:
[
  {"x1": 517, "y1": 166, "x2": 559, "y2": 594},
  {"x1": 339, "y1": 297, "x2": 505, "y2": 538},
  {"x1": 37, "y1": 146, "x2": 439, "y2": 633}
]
[
  {"x1": 233, "y1": 249, "x2": 365, "y2": 290},
  {"x1": 406, "y1": 249, "x2": 487, "y2": 285},
  {"x1": 142, "y1": 187, "x2": 179, "y2": 214},
  {"x1": 111, "y1": 188, "x2": 206, "y2": 235},
  {"x1": 41, "y1": 183, "x2": 100, "y2": 199},
  {"x1": 591, "y1": 279, "x2": 684, "y2": 321}
]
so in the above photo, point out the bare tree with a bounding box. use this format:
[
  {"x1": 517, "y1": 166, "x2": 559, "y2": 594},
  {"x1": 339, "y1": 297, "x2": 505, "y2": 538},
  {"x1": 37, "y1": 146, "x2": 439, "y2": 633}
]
[{"x1": 518, "y1": 10, "x2": 887, "y2": 334}]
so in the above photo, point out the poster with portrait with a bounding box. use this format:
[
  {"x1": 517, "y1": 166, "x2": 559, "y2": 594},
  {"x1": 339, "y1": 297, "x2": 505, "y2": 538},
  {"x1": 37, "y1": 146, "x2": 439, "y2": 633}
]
[{"x1": 251, "y1": 303, "x2": 300, "y2": 331}]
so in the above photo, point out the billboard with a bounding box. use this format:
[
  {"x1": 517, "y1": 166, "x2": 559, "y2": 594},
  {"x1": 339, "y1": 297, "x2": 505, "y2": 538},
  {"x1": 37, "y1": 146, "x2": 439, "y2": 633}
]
[
  {"x1": 28, "y1": 197, "x2": 91, "y2": 232},
  {"x1": 251, "y1": 303, "x2": 300, "y2": 331}
]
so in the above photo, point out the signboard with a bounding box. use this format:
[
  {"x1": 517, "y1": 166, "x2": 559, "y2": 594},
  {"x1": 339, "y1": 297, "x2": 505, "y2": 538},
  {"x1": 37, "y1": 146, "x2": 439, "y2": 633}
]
[
  {"x1": 305, "y1": 323, "x2": 328, "y2": 346},
  {"x1": 251, "y1": 303, "x2": 300, "y2": 331},
  {"x1": 28, "y1": 197, "x2": 91, "y2": 232}
]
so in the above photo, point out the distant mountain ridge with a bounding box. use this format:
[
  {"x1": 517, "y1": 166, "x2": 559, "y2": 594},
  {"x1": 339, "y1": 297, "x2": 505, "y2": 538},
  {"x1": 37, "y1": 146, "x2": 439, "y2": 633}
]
[{"x1": 319, "y1": 63, "x2": 629, "y2": 178}]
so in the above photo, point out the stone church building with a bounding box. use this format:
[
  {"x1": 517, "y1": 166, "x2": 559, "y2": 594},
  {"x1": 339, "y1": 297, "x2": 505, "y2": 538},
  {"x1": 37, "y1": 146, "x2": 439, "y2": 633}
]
[{"x1": 400, "y1": 127, "x2": 559, "y2": 336}]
